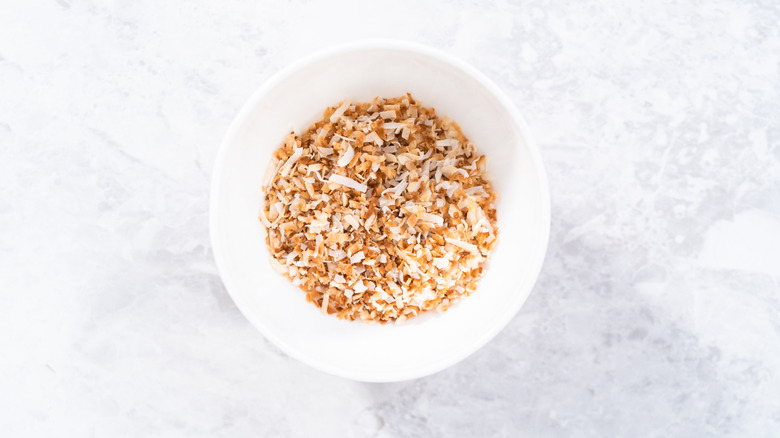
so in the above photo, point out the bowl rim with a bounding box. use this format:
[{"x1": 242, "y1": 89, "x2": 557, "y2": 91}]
[{"x1": 209, "y1": 39, "x2": 551, "y2": 382}]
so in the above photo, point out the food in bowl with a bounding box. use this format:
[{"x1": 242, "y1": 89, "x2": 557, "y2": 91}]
[{"x1": 259, "y1": 94, "x2": 498, "y2": 323}]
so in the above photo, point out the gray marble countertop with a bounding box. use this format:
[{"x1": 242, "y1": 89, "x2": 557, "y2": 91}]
[{"x1": 2, "y1": 0, "x2": 779, "y2": 436}]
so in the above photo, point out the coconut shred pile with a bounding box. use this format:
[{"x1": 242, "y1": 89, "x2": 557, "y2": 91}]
[{"x1": 260, "y1": 94, "x2": 498, "y2": 323}]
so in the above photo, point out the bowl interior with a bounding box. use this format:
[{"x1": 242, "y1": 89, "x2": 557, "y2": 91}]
[{"x1": 211, "y1": 44, "x2": 549, "y2": 381}]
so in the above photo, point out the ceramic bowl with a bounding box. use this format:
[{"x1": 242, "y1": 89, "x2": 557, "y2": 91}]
[{"x1": 210, "y1": 40, "x2": 550, "y2": 382}]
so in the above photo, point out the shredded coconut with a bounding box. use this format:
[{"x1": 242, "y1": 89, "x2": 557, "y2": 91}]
[{"x1": 260, "y1": 94, "x2": 498, "y2": 323}]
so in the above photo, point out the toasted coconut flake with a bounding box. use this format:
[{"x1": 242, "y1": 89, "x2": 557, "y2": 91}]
[
  {"x1": 269, "y1": 257, "x2": 287, "y2": 274},
  {"x1": 419, "y1": 212, "x2": 444, "y2": 226},
  {"x1": 382, "y1": 122, "x2": 405, "y2": 130},
  {"x1": 330, "y1": 249, "x2": 348, "y2": 261},
  {"x1": 343, "y1": 214, "x2": 360, "y2": 230},
  {"x1": 327, "y1": 174, "x2": 367, "y2": 192},
  {"x1": 307, "y1": 220, "x2": 330, "y2": 233},
  {"x1": 465, "y1": 186, "x2": 488, "y2": 197},
  {"x1": 445, "y1": 237, "x2": 479, "y2": 253},
  {"x1": 263, "y1": 159, "x2": 280, "y2": 187},
  {"x1": 303, "y1": 181, "x2": 314, "y2": 197},
  {"x1": 353, "y1": 280, "x2": 368, "y2": 293},
  {"x1": 350, "y1": 251, "x2": 365, "y2": 264},
  {"x1": 364, "y1": 131, "x2": 384, "y2": 146},
  {"x1": 329, "y1": 101, "x2": 351, "y2": 123},
  {"x1": 336, "y1": 144, "x2": 355, "y2": 167},
  {"x1": 434, "y1": 165, "x2": 443, "y2": 182},
  {"x1": 436, "y1": 139, "x2": 459, "y2": 148},
  {"x1": 279, "y1": 147, "x2": 303, "y2": 177},
  {"x1": 334, "y1": 134, "x2": 355, "y2": 143},
  {"x1": 379, "y1": 110, "x2": 397, "y2": 119},
  {"x1": 432, "y1": 257, "x2": 450, "y2": 270},
  {"x1": 321, "y1": 293, "x2": 330, "y2": 314},
  {"x1": 317, "y1": 147, "x2": 334, "y2": 156},
  {"x1": 259, "y1": 208, "x2": 273, "y2": 228}
]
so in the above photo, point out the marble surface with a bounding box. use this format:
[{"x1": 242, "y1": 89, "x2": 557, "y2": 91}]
[{"x1": 1, "y1": 0, "x2": 779, "y2": 436}]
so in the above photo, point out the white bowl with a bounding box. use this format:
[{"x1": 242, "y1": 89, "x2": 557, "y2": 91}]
[{"x1": 210, "y1": 41, "x2": 550, "y2": 382}]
